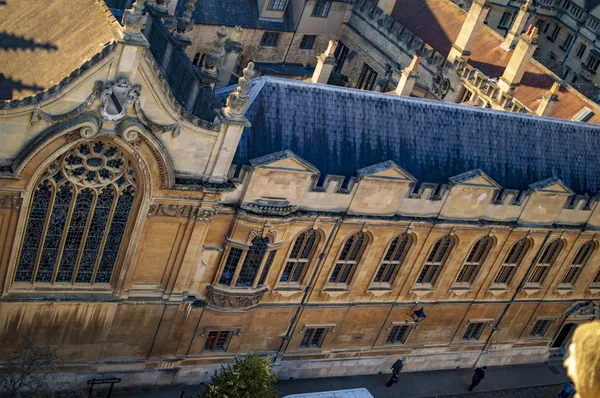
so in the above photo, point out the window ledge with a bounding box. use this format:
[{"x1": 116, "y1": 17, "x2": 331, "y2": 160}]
[
  {"x1": 322, "y1": 287, "x2": 351, "y2": 297},
  {"x1": 488, "y1": 286, "x2": 509, "y2": 296},
  {"x1": 587, "y1": 286, "x2": 600, "y2": 295},
  {"x1": 555, "y1": 286, "x2": 574, "y2": 296},
  {"x1": 522, "y1": 285, "x2": 542, "y2": 295},
  {"x1": 206, "y1": 285, "x2": 268, "y2": 309},
  {"x1": 411, "y1": 286, "x2": 434, "y2": 298},
  {"x1": 367, "y1": 286, "x2": 393, "y2": 297},
  {"x1": 449, "y1": 286, "x2": 473, "y2": 296},
  {"x1": 273, "y1": 286, "x2": 304, "y2": 297}
]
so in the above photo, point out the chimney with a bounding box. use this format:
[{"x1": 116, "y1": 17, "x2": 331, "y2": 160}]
[
  {"x1": 501, "y1": 0, "x2": 533, "y2": 50},
  {"x1": 216, "y1": 26, "x2": 243, "y2": 89},
  {"x1": 498, "y1": 24, "x2": 539, "y2": 95},
  {"x1": 448, "y1": 0, "x2": 490, "y2": 63},
  {"x1": 395, "y1": 55, "x2": 420, "y2": 96},
  {"x1": 311, "y1": 40, "x2": 338, "y2": 84},
  {"x1": 378, "y1": 0, "x2": 395, "y2": 15},
  {"x1": 536, "y1": 82, "x2": 560, "y2": 117}
]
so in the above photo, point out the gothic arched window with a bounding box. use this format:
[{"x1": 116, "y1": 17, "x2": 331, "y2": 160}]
[
  {"x1": 493, "y1": 238, "x2": 531, "y2": 285},
  {"x1": 561, "y1": 241, "x2": 596, "y2": 286},
  {"x1": 527, "y1": 239, "x2": 564, "y2": 285},
  {"x1": 373, "y1": 233, "x2": 413, "y2": 285},
  {"x1": 416, "y1": 235, "x2": 454, "y2": 286},
  {"x1": 328, "y1": 231, "x2": 368, "y2": 285},
  {"x1": 14, "y1": 140, "x2": 138, "y2": 286},
  {"x1": 455, "y1": 236, "x2": 494, "y2": 285},
  {"x1": 280, "y1": 229, "x2": 319, "y2": 284}
]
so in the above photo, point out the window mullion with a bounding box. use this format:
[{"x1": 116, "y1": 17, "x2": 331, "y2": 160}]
[
  {"x1": 71, "y1": 191, "x2": 99, "y2": 283},
  {"x1": 31, "y1": 182, "x2": 57, "y2": 283},
  {"x1": 231, "y1": 250, "x2": 248, "y2": 287},
  {"x1": 252, "y1": 249, "x2": 271, "y2": 289},
  {"x1": 89, "y1": 187, "x2": 119, "y2": 285},
  {"x1": 51, "y1": 186, "x2": 80, "y2": 284}
]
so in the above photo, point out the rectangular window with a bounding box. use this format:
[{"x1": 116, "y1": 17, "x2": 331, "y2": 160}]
[
  {"x1": 356, "y1": 63, "x2": 378, "y2": 91},
  {"x1": 498, "y1": 12, "x2": 512, "y2": 29},
  {"x1": 204, "y1": 330, "x2": 232, "y2": 352},
  {"x1": 299, "y1": 35, "x2": 317, "y2": 50},
  {"x1": 561, "y1": 33, "x2": 574, "y2": 51},
  {"x1": 586, "y1": 54, "x2": 600, "y2": 73},
  {"x1": 260, "y1": 32, "x2": 280, "y2": 48},
  {"x1": 530, "y1": 319, "x2": 552, "y2": 337},
  {"x1": 312, "y1": 0, "x2": 332, "y2": 18},
  {"x1": 301, "y1": 328, "x2": 327, "y2": 348},
  {"x1": 572, "y1": 107, "x2": 594, "y2": 122},
  {"x1": 460, "y1": 88, "x2": 473, "y2": 103},
  {"x1": 577, "y1": 43, "x2": 587, "y2": 59},
  {"x1": 548, "y1": 25, "x2": 561, "y2": 42},
  {"x1": 386, "y1": 325, "x2": 411, "y2": 344},
  {"x1": 333, "y1": 41, "x2": 350, "y2": 74},
  {"x1": 267, "y1": 0, "x2": 287, "y2": 11},
  {"x1": 463, "y1": 322, "x2": 487, "y2": 341}
]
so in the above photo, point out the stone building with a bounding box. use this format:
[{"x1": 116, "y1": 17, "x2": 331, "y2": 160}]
[
  {"x1": 333, "y1": 0, "x2": 600, "y2": 123},
  {"x1": 1, "y1": 0, "x2": 600, "y2": 392},
  {"x1": 470, "y1": 0, "x2": 600, "y2": 91}
]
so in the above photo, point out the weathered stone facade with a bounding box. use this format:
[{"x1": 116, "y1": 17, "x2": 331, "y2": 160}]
[{"x1": 1, "y1": 0, "x2": 600, "y2": 392}]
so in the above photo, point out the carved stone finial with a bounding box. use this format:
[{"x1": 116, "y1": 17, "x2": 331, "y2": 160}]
[
  {"x1": 224, "y1": 62, "x2": 255, "y2": 117},
  {"x1": 174, "y1": 0, "x2": 196, "y2": 38},
  {"x1": 200, "y1": 26, "x2": 229, "y2": 82},
  {"x1": 122, "y1": 0, "x2": 148, "y2": 43}
]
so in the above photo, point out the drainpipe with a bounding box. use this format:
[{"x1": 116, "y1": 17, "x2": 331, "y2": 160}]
[
  {"x1": 276, "y1": 218, "x2": 343, "y2": 358},
  {"x1": 475, "y1": 229, "x2": 553, "y2": 366},
  {"x1": 283, "y1": 0, "x2": 309, "y2": 64}
]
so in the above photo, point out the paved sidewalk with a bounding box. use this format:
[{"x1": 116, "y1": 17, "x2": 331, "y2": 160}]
[{"x1": 113, "y1": 361, "x2": 569, "y2": 398}]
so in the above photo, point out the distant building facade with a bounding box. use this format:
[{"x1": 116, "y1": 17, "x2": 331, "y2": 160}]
[{"x1": 1, "y1": 0, "x2": 600, "y2": 393}]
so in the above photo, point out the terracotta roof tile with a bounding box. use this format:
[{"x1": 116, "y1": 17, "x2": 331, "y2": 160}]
[
  {"x1": 0, "y1": 0, "x2": 122, "y2": 101},
  {"x1": 391, "y1": 0, "x2": 600, "y2": 124}
]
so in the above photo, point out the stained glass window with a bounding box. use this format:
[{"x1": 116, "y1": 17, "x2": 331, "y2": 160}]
[{"x1": 14, "y1": 140, "x2": 138, "y2": 287}]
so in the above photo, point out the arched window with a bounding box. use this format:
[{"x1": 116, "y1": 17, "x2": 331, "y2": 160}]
[
  {"x1": 234, "y1": 54, "x2": 246, "y2": 76},
  {"x1": 373, "y1": 233, "x2": 412, "y2": 285},
  {"x1": 280, "y1": 230, "x2": 319, "y2": 284},
  {"x1": 561, "y1": 241, "x2": 596, "y2": 286},
  {"x1": 329, "y1": 231, "x2": 368, "y2": 285},
  {"x1": 218, "y1": 236, "x2": 276, "y2": 288},
  {"x1": 14, "y1": 140, "x2": 138, "y2": 285},
  {"x1": 416, "y1": 235, "x2": 454, "y2": 285},
  {"x1": 455, "y1": 236, "x2": 493, "y2": 285},
  {"x1": 527, "y1": 239, "x2": 564, "y2": 285},
  {"x1": 493, "y1": 238, "x2": 530, "y2": 285}
]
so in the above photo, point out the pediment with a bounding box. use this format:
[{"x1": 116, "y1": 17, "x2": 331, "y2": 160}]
[
  {"x1": 356, "y1": 161, "x2": 416, "y2": 182},
  {"x1": 529, "y1": 177, "x2": 574, "y2": 194},
  {"x1": 249, "y1": 150, "x2": 319, "y2": 174},
  {"x1": 449, "y1": 169, "x2": 500, "y2": 188}
]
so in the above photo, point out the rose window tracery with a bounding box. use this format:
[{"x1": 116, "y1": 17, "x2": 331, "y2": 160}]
[{"x1": 14, "y1": 139, "x2": 138, "y2": 286}]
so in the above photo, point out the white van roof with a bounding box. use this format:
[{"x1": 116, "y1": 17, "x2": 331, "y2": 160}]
[{"x1": 282, "y1": 388, "x2": 375, "y2": 398}]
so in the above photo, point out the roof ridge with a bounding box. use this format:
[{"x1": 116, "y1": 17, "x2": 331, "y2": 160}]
[{"x1": 254, "y1": 76, "x2": 600, "y2": 129}]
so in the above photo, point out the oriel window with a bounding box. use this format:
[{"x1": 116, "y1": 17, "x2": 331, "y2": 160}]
[
  {"x1": 218, "y1": 236, "x2": 277, "y2": 289},
  {"x1": 14, "y1": 140, "x2": 138, "y2": 286}
]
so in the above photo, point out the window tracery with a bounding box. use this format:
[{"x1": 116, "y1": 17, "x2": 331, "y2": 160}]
[{"x1": 14, "y1": 140, "x2": 138, "y2": 286}]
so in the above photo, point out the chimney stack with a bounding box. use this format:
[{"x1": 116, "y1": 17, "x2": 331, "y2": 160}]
[
  {"x1": 311, "y1": 40, "x2": 338, "y2": 84},
  {"x1": 536, "y1": 81, "x2": 560, "y2": 117},
  {"x1": 501, "y1": 0, "x2": 533, "y2": 50},
  {"x1": 378, "y1": 0, "x2": 395, "y2": 15},
  {"x1": 448, "y1": 0, "x2": 490, "y2": 63},
  {"x1": 395, "y1": 55, "x2": 420, "y2": 96},
  {"x1": 498, "y1": 24, "x2": 539, "y2": 95}
]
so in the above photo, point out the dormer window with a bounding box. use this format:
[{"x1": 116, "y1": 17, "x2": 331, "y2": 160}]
[{"x1": 267, "y1": 0, "x2": 287, "y2": 11}]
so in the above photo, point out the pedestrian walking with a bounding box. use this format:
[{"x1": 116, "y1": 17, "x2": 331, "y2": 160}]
[
  {"x1": 558, "y1": 382, "x2": 575, "y2": 398},
  {"x1": 385, "y1": 359, "x2": 404, "y2": 387},
  {"x1": 467, "y1": 366, "x2": 487, "y2": 392}
]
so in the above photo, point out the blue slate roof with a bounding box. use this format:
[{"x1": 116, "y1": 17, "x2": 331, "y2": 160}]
[
  {"x1": 227, "y1": 77, "x2": 600, "y2": 195},
  {"x1": 180, "y1": 0, "x2": 295, "y2": 32}
]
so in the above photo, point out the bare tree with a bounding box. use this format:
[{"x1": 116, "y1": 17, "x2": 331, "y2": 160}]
[{"x1": 0, "y1": 343, "x2": 63, "y2": 397}]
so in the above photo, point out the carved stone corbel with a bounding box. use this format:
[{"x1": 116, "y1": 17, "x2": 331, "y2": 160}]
[
  {"x1": 248, "y1": 228, "x2": 263, "y2": 242},
  {"x1": 194, "y1": 205, "x2": 222, "y2": 221}
]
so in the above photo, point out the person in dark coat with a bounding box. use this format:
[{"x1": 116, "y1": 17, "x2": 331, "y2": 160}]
[
  {"x1": 468, "y1": 366, "x2": 487, "y2": 391},
  {"x1": 385, "y1": 359, "x2": 404, "y2": 387}
]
